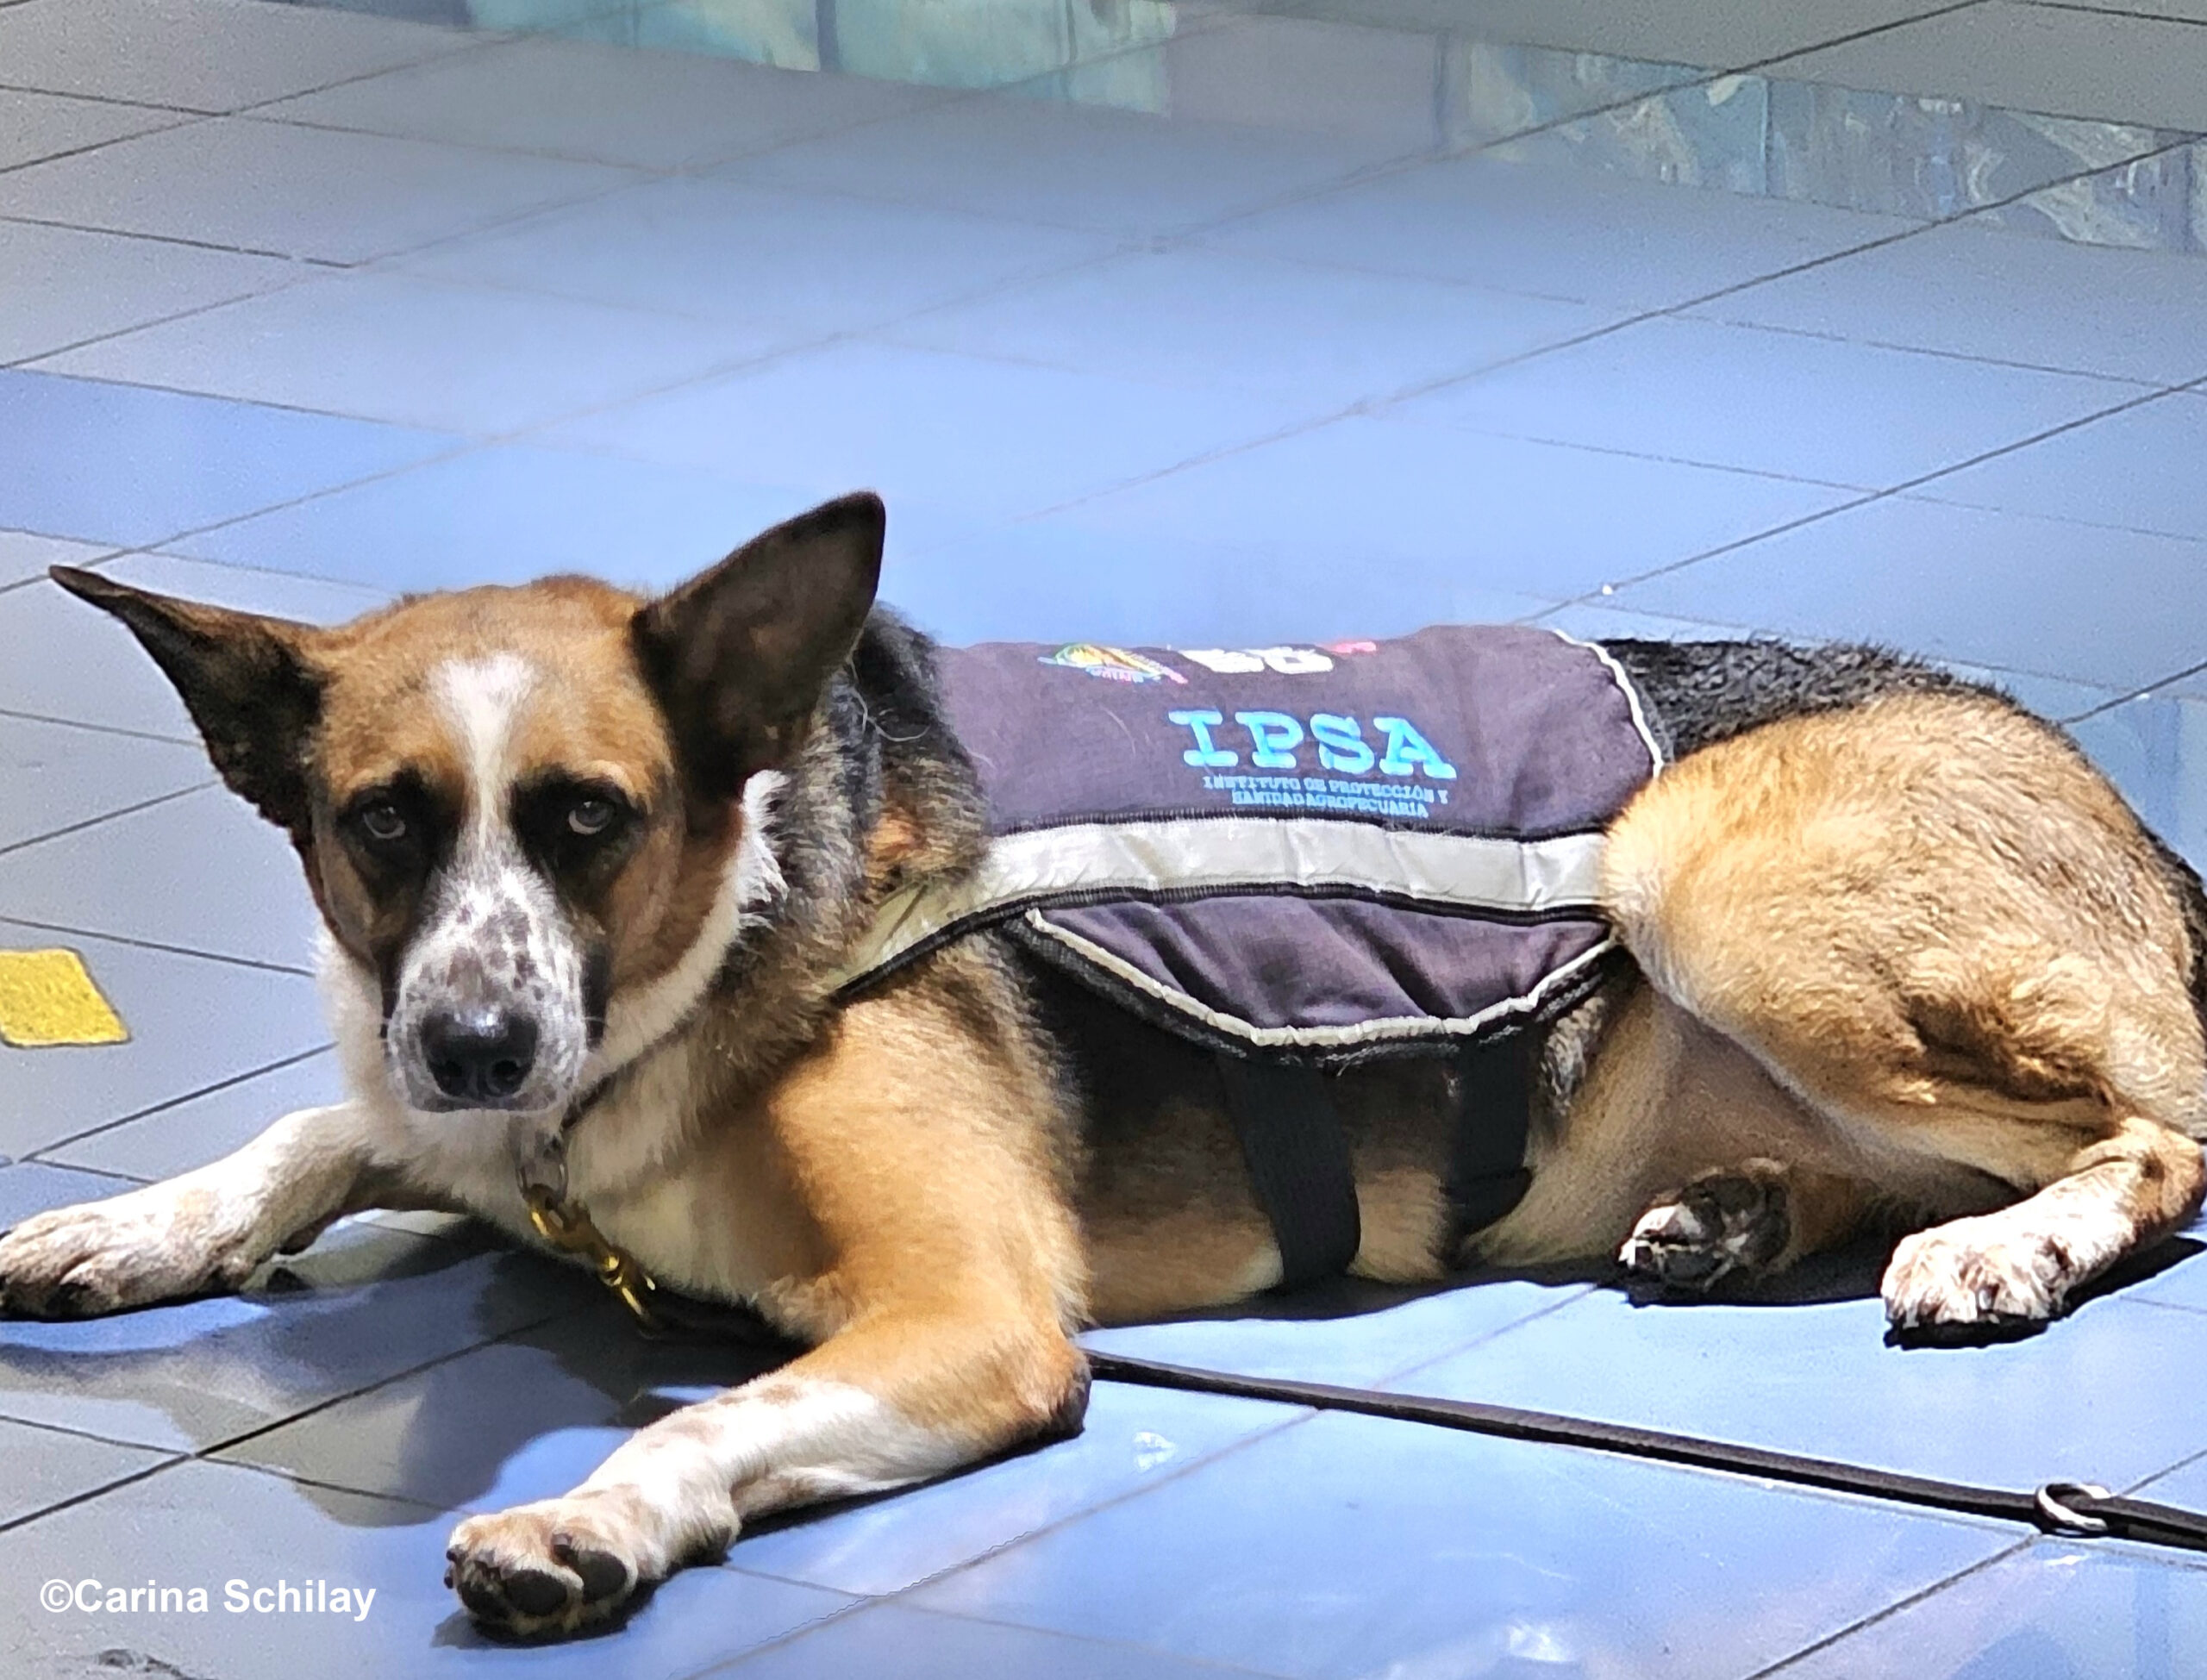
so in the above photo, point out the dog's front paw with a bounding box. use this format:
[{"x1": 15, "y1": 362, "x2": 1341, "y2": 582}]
[
  {"x1": 0, "y1": 1183, "x2": 265, "y2": 1317},
  {"x1": 1620, "y1": 1165, "x2": 1790, "y2": 1290},
  {"x1": 447, "y1": 1496, "x2": 657, "y2": 1637},
  {"x1": 1882, "y1": 1216, "x2": 2072, "y2": 1333}
]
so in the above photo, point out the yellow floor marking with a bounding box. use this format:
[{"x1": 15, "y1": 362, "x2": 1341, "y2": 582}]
[{"x1": 0, "y1": 948, "x2": 129, "y2": 1047}]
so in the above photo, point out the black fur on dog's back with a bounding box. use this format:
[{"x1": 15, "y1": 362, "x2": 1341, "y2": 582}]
[{"x1": 1601, "y1": 636, "x2": 1966, "y2": 759}]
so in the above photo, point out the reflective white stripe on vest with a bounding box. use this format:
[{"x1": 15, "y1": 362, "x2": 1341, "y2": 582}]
[
  {"x1": 1024, "y1": 909, "x2": 1619, "y2": 1050},
  {"x1": 831, "y1": 816, "x2": 1610, "y2": 991}
]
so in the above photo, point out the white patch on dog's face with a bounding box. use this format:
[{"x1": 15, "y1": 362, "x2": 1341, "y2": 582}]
[{"x1": 383, "y1": 654, "x2": 590, "y2": 1115}]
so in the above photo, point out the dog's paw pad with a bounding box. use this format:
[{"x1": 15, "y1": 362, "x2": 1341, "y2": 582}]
[
  {"x1": 446, "y1": 1503, "x2": 645, "y2": 1637},
  {"x1": 1882, "y1": 1219, "x2": 2073, "y2": 1333},
  {"x1": 1620, "y1": 1169, "x2": 1790, "y2": 1291}
]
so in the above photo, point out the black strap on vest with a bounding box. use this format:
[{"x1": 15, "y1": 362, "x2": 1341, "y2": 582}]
[
  {"x1": 1447, "y1": 1035, "x2": 1535, "y2": 1241},
  {"x1": 1216, "y1": 1035, "x2": 1539, "y2": 1292},
  {"x1": 1215, "y1": 1055, "x2": 1361, "y2": 1290}
]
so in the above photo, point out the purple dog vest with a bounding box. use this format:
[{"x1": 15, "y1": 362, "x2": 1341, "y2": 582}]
[{"x1": 836, "y1": 624, "x2": 1662, "y2": 1065}]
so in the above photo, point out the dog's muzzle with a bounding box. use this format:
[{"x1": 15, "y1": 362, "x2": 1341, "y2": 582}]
[{"x1": 420, "y1": 1006, "x2": 541, "y2": 1108}]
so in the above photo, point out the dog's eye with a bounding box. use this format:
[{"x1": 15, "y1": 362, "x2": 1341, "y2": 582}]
[
  {"x1": 359, "y1": 803, "x2": 407, "y2": 844},
  {"x1": 567, "y1": 797, "x2": 618, "y2": 838}
]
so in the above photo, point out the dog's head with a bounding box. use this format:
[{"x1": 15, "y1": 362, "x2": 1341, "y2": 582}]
[{"x1": 53, "y1": 493, "x2": 885, "y2": 1117}]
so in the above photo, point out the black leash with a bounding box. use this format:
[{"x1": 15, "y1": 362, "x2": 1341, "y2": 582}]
[
  {"x1": 559, "y1": 1230, "x2": 2207, "y2": 1558},
  {"x1": 1080, "y1": 1347, "x2": 2207, "y2": 1555}
]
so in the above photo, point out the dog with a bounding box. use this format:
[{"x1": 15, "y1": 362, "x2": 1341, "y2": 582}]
[{"x1": 6, "y1": 490, "x2": 2203, "y2": 1638}]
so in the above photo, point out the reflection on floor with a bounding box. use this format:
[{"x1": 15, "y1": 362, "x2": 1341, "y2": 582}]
[{"x1": 3, "y1": 0, "x2": 2207, "y2": 1674}]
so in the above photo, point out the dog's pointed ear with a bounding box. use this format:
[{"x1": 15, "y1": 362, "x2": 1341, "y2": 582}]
[
  {"x1": 631, "y1": 491, "x2": 885, "y2": 801},
  {"x1": 49, "y1": 566, "x2": 324, "y2": 838}
]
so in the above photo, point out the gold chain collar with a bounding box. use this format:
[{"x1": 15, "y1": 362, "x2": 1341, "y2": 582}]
[{"x1": 522, "y1": 1183, "x2": 665, "y2": 1331}]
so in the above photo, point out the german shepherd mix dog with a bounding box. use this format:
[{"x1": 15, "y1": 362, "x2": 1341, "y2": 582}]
[{"x1": 9, "y1": 494, "x2": 2204, "y2": 1636}]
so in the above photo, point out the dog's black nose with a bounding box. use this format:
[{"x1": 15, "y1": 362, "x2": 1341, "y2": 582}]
[{"x1": 422, "y1": 1009, "x2": 539, "y2": 1106}]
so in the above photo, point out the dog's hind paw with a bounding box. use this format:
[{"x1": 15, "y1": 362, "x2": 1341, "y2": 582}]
[
  {"x1": 1881, "y1": 1216, "x2": 2073, "y2": 1333},
  {"x1": 1620, "y1": 1164, "x2": 1791, "y2": 1291},
  {"x1": 447, "y1": 1497, "x2": 655, "y2": 1638}
]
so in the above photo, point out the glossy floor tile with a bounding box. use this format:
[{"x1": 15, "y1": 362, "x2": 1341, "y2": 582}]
[
  {"x1": 722, "y1": 79, "x2": 1411, "y2": 238},
  {"x1": 1612, "y1": 493, "x2": 2207, "y2": 693},
  {"x1": 1053, "y1": 412, "x2": 1851, "y2": 600},
  {"x1": 0, "y1": 528, "x2": 111, "y2": 593},
  {"x1": 907, "y1": 1406, "x2": 2014, "y2": 1680},
  {"x1": 394, "y1": 175, "x2": 1118, "y2": 336},
  {"x1": 0, "y1": 115, "x2": 640, "y2": 265},
  {"x1": 0, "y1": 218, "x2": 303, "y2": 368},
  {"x1": 1774, "y1": 1542, "x2": 2207, "y2": 1679},
  {"x1": 1916, "y1": 390, "x2": 2207, "y2": 540},
  {"x1": 0, "y1": 1455, "x2": 857, "y2": 1678},
  {"x1": 1081, "y1": 1273, "x2": 1592, "y2": 1385},
  {"x1": 36, "y1": 265, "x2": 791, "y2": 436},
  {"x1": 1391, "y1": 313, "x2": 2143, "y2": 490},
  {"x1": 0, "y1": 926, "x2": 326, "y2": 1159},
  {"x1": 4, "y1": 1, "x2": 2207, "y2": 1675},
  {"x1": 1769, "y1": 0, "x2": 2207, "y2": 130},
  {"x1": 0, "y1": 369, "x2": 457, "y2": 548},
  {"x1": 0, "y1": 85, "x2": 189, "y2": 174},
  {"x1": 255, "y1": 29, "x2": 951, "y2": 168},
  {"x1": 0, "y1": 1412, "x2": 175, "y2": 1527},
  {"x1": 879, "y1": 516, "x2": 1560, "y2": 647},
  {"x1": 0, "y1": 710, "x2": 209, "y2": 854},
  {"x1": 547, "y1": 340, "x2": 1302, "y2": 519},
  {"x1": 1199, "y1": 150, "x2": 1921, "y2": 310},
  {"x1": 0, "y1": 0, "x2": 472, "y2": 116},
  {"x1": 881, "y1": 244, "x2": 1622, "y2": 409},
  {"x1": 42, "y1": 1044, "x2": 344, "y2": 1182},
  {"x1": 1391, "y1": 1275, "x2": 2207, "y2": 1494},
  {"x1": 166, "y1": 440, "x2": 937, "y2": 590},
  {"x1": 705, "y1": 1601, "x2": 1290, "y2": 1679},
  {"x1": 0, "y1": 782, "x2": 321, "y2": 969},
  {"x1": 1693, "y1": 185, "x2": 2207, "y2": 385},
  {"x1": 0, "y1": 1215, "x2": 589, "y2": 1451}
]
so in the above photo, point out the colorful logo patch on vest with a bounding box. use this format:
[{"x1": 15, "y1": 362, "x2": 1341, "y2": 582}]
[{"x1": 1039, "y1": 644, "x2": 1186, "y2": 684}]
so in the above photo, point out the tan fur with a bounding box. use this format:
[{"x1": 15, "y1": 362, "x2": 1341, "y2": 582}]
[
  {"x1": 1589, "y1": 691, "x2": 2206, "y2": 1304},
  {"x1": 23, "y1": 522, "x2": 2207, "y2": 1639},
  {"x1": 307, "y1": 582, "x2": 749, "y2": 999}
]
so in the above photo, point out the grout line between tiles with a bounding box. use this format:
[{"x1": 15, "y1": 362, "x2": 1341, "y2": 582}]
[
  {"x1": 0, "y1": 253, "x2": 328, "y2": 375},
  {"x1": 0, "y1": 109, "x2": 204, "y2": 181},
  {"x1": 1571, "y1": 359, "x2": 2206, "y2": 605},
  {"x1": 2, "y1": 9, "x2": 2151, "y2": 569},
  {"x1": 686, "y1": 1599, "x2": 1303, "y2": 1680},
  {"x1": 1747, "y1": 1540, "x2": 2030, "y2": 1677},
  {"x1": 0, "y1": 1452, "x2": 192, "y2": 1537},
  {"x1": 192, "y1": 1300, "x2": 585, "y2": 1466},
  {"x1": 0, "y1": 779, "x2": 215, "y2": 862},
  {"x1": 0, "y1": 1398, "x2": 169, "y2": 1456},
  {"x1": 1679, "y1": 307, "x2": 2188, "y2": 390},
  {"x1": 0, "y1": 703, "x2": 197, "y2": 746},
  {"x1": 0, "y1": 209, "x2": 340, "y2": 265},
  {"x1": 1749, "y1": 1439, "x2": 2207, "y2": 1676},
  {"x1": 1001, "y1": 130, "x2": 2202, "y2": 536},
  {"x1": 22, "y1": 1042, "x2": 334, "y2": 1164},
  {"x1": 0, "y1": 78, "x2": 203, "y2": 116},
  {"x1": 2019, "y1": 0, "x2": 2207, "y2": 23},
  {"x1": 0, "y1": 913, "x2": 318, "y2": 980}
]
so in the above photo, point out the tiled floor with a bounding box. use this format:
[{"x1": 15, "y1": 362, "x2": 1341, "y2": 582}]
[{"x1": 4, "y1": 0, "x2": 2207, "y2": 1674}]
